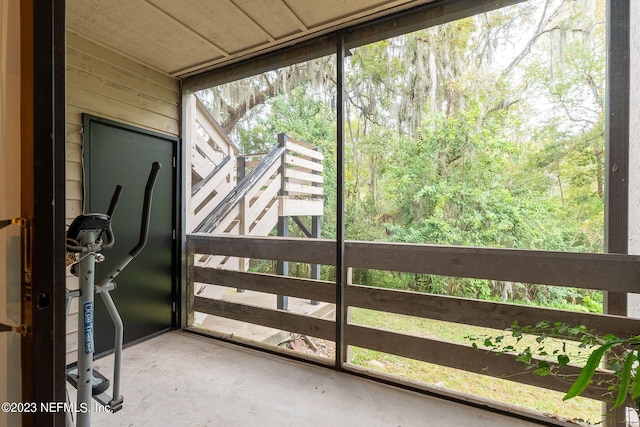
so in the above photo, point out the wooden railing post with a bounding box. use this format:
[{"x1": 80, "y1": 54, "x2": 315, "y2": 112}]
[
  {"x1": 277, "y1": 134, "x2": 289, "y2": 310},
  {"x1": 276, "y1": 216, "x2": 289, "y2": 311},
  {"x1": 185, "y1": 243, "x2": 195, "y2": 327},
  {"x1": 310, "y1": 142, "x2": 323, "y2": 306},
  {"x1": 310, "y1": 216, "x2": 321, "y2": 305},
  {"x1": 237, "y1": 155, "x2": 247, "y2": 293},
  {"x1": 344, "y1": 267, "x2": 353, "y2": 364}
]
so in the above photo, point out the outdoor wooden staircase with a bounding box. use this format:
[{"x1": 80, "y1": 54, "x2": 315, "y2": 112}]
[{"x1": 186, "y1": 97, "x2": 324, "y2": 271}]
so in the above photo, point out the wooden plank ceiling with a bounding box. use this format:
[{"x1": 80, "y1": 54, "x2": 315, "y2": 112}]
[{"x1": 66, "y1": 0, "x2": 436, "y2": 78}]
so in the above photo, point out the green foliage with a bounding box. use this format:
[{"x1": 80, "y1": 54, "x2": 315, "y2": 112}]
[
  {"x1": 204, "y1": 0, "x2": 606, "y2": 312},
  {"x1": 469, "y1": 321, "x2": 640, "y2": 413},
  {"x1": 254, "y1": 86, "x2": 339, "y2": 240},
  {"x1": 234, "y1": 85, "x2": 335, "y2": 155},
  {"x1": 265, "y1": 87, "x2": 335, "y2": 146},
  {"x1": 385, "y1": 107, "x2": 591, "y2": 257}
]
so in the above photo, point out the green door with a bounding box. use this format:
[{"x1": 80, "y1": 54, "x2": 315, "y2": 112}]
[{"x1": 83, "y1": 115, "x2": 177, "y2": 354}]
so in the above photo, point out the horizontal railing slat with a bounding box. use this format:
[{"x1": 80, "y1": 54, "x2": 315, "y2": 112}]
[
  {"x1": 195, "y1": 268, "x2": 336, "y2": 303},
  {"x1": 346, "y1": 241, "x2": 640, "y2": 293},
  {"x1": 285, "y1": 154, "x2": 323, "y2": 172},
  {"x1": 194, "y1": 296, "x2": 335, "y2": 341},
  {"x1": 346, "y1": 284, "x2": 640, "y2": 339},
  {"x1": 187, "y1": 235, "x2": 640, "y2": 294},
  {"x1": 188, "y1": 235, "x2": 336, "y2": 265},
  {"x1": 285, "y1": 139, "x2": 324, "y2": 161},
  {"x1": 285, "y1": 168, "x2": 324, "y2": 184},
  {"x1": 345, "y1": 324, "x2": 611, "y2": 401},
  {"x1": 285, "y1": 182, "x2": 324, "y2": 196}
]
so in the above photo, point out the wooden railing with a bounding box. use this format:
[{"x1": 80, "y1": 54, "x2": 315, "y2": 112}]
[
  {"x1": 279, "y1": 134, "x2": 324, "y2": 217},
  {"x1": 192, "y1": 135, "x2": 324, "y2": 238},
  {"x1": 189, "y1": 133, "x2": 324, "y2": 272},
  {"x1": 189, "y1": 120, "x2": 324, "y2": 235},
  {"x1": 186, "y1": 234, "x2": 640, "y2": 403},
  {"x1": 187, "y1": 97, "x2": 238, "y2": 232},
  {"x1": 186, "y1": 95, "x2": 325, "y2": 273}
]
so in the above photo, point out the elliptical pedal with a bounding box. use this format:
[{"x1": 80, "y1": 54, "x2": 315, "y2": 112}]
[{"x1": 66, "y1": 367, "x2": 124, "y2": 413}]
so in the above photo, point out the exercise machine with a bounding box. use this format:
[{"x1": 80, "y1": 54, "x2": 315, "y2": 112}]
[{"x1": 65, "y1": 162, "x2": 161, "y2": 426}]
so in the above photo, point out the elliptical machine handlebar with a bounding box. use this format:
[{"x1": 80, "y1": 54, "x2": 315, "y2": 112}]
[
  {"x1": 96, "y1": 161, "x2": 162, "y2": 289},
  {"x1": 106, "y1": 185, "x2": 124, "y2": 218},
  {"x1": 130, "y1": 161, "x2": 161, "y2": 257},
  {"x1": 100, "y1": 184, "x2": 123, "y2": 250}
]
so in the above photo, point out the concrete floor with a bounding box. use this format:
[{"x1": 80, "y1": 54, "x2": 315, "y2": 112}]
[{"x1": 65, "y1": 330, "x2": 549, "y2": 427}]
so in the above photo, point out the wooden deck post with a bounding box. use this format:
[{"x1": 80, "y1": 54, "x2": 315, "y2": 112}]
[
  {"x1": 277, "y1": 133, "x2": 289, "y2": 310},
  {"x1": 604, "y1": 0, "x2": 631, "y2": 424},
  {"x1": 185, "y1": 243, "x2": 195, "y2": 327},
  {"x1": 310, "y1": 216, "x2": 321, "y2": 305},
  {"x1": 237, "y1": 155, "x2": 247, "y2": 293},
  {"x1": 276, "y1": 217, "x2": 289, "y2": 311}
]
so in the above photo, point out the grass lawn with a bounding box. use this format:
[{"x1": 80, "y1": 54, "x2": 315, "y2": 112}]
[{"x1": 349, "y1": 308, "x2": 603, "y2": 425}]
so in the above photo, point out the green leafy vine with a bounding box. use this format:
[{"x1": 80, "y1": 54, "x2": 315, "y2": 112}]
[{"x1": 467, "y1": 321, "x2": 640, "y2": 412}]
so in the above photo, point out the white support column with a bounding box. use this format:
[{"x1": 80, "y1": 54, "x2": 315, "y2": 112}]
[{"x1": 184, "y1": 91, "x2": 196, "y2": 232}]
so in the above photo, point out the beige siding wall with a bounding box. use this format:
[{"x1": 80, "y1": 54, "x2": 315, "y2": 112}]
[{"x1": 65, "y1": 31, "x2": 180, "y2": 363}]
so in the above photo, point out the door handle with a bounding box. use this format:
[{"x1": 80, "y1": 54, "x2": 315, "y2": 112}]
[{"x1": 1, "y1": 216, "x2": 32, "y2": 336}]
